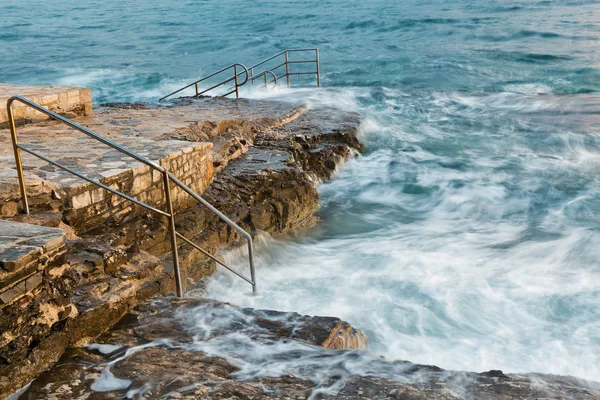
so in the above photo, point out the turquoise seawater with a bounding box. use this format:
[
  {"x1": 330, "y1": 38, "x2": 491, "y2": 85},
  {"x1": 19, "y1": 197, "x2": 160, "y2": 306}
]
[{"x1": 2, "y1": 0, "x2": 600, "y2": 383}]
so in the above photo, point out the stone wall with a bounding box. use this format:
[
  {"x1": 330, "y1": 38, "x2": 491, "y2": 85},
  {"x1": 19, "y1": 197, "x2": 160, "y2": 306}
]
[
  {"x1": 2, "y1": 143, "x2": 214, "y2": 234},
  {"x1": 0, "y1": 224, "x2": 167, "y2": 397},
  {"x1": 0, "y1": 221, "x2": 73, "y2": 393}
]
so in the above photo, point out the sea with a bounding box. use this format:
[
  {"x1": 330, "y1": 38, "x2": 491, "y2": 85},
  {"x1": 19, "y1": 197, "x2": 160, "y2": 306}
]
[{"x1": 2, "y1": 0, "x2": 599, "y2": 386}]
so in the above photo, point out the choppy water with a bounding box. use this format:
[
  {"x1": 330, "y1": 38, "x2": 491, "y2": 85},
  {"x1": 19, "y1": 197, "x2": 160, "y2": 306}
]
[{"x1": 2, "y1": 0, "x2": 600, "y2": 384}]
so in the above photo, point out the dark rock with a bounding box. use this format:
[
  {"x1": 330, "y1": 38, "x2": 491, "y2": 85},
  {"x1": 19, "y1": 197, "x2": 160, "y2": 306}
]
[{"x1": 99, "y1": 102, "x2": 149, "y2": 110}]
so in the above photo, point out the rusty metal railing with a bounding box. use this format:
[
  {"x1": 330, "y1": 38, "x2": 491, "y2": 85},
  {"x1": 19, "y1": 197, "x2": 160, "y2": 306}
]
[
  {"x1": 159, "y1": 63, "x2": 249, "y2": 102},
  {"x1": 7, "y1": 95, "x2": 257, "y2": 296}
]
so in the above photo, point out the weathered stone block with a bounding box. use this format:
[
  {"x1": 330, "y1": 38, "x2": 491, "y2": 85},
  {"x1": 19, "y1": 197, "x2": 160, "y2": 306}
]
[
  {"x1": 1, "y1": 201, "x2": 19, "y2": 218},
  {"x1": 24, "y1": 271, "x2": 43, "y2": 292},
  {"x1": 71, "y1": 191, "x2": 92, "y2": 210},
  {"x1": 0, "y1": 279, "x2": 27, "y2": 304},
  {"x1": 91, "y1": 188, "x2": 105, "y2": 203},
  {"x1": 0, "y1": 246, "x2": 41, "y2": 272},
  {"x1": 40, "y1": 94, "x2": 58, "y2": 105},
  {"x1": 80, "y1": 88, "x2": 92, "y2": 103},
  {"x1": 67, "y1": 90, "x2": 80, "y2": 100},
  {"x1": 152, "y1": 170, "x2": 162, "y2": 183},
  {"x1": 0, "y1": 84, "x2": 94, "y2": 124},
  {"x1": 131, "y1": 172, "x2": 152, "y2": 195}
]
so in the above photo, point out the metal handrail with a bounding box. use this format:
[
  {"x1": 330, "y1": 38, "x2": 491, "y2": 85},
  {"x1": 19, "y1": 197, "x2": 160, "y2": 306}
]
[
  {"x1": 248, "y1": 48, "x2": 320, "y2": 89},
  {"x1": 249, "y1": 70, "x2": 278, "y2": 89},
  {"x1": 6, "y1": 95, "x2": 257, "y2": 296},
  {"x1": 159, "y1": 63, "x2": 249, "y2": 102},
  {"x1": 158, "y1": 49, "x2": 321, "y2": 102}
]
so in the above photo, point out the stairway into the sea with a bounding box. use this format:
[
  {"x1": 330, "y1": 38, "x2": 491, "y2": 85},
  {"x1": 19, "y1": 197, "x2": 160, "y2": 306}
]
[{"x1": 159, "y1": 48, "x2": 321, "y2": 102}]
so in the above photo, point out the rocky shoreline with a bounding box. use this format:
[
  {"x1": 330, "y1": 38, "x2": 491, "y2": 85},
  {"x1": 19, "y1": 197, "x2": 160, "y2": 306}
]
[
  {"x1": 1, "y1": 97, "x2": 600, "y2": 399},
  {"x1": 17, "y1": 298, "x2": 600, "y2": 400},
  {"x1": 0, "y1": 98, "x2": 364, "y2": 397}
]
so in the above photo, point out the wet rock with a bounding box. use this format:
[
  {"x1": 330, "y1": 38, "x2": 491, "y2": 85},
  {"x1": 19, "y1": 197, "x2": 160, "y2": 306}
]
[
  {"x1": 18, "y1": 298, "x2": 367, "y2": 399},
  {"x1": 18, "y1": 298, "x2": 600, "y2": 400},
  {"x1": 88, "y1": 103, "x2": 364, "y2": 287},
  {"x1": 99, "y1": 102, "x2": 149, "y2": 110}
]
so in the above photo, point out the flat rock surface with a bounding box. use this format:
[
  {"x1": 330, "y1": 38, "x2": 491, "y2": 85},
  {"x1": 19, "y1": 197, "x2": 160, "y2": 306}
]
[
  {"x1": 0, "y1": 97, "x2": 299, "y2": 189},
  {"x1": 0, "y1": 220, "x2": 65, "y2": 273},
  {"x1": 18, "y1": 298, "x2": 600, "y2": 400}
]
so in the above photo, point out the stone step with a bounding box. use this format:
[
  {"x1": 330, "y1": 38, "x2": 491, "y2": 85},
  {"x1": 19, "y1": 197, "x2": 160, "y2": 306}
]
[
  {"x1": 0, "y1": 84, "x2": 92, "y2": 125},
  {"x1": 0, "y1": 220, "x2": 66, "y2": 307}
]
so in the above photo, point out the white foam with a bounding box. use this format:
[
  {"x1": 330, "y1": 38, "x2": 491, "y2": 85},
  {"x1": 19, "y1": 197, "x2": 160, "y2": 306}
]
[
  {"x1": 87, "y1": 343, "x2": 124, "y2": 354},
  {"x1": 90, "y1": 368, "x2": 131, "y2": 392}
]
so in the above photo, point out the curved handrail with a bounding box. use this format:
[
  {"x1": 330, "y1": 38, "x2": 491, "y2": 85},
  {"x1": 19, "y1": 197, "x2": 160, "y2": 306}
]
[
  {"x1": 7, "y1": 95, "x2": 257, "y2": 296},
  {"x1": 250, "y1": 70, "x2": 278, "y2": 88},
  {"x1": 158, "y1": 49, "x2": 320, "y2": 102},
  {"x1": 159, "y1": 63, "x2": 249, "y2": 102}
]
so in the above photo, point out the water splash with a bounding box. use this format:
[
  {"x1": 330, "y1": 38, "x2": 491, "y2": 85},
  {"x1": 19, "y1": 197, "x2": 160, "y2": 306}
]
[{"x1": 204, "y1": 85, "x2": 600, "y2": 382}]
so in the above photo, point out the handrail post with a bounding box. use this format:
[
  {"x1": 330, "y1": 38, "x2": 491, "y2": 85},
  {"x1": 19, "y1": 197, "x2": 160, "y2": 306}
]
[
  {"x1": 248, "y1": 238, "x2": 256, "y2": 294},
  {"x1": 163, "y1": 169, "x2": 184, "y2": 297},
  {"x1": 234, "y1": 64, "x2": 239, "y2": 98},
  {"x1": 264, "y1": 72, "x2": 268, "y2": 88},
  {"x1": 7, "y1": 100, "x2": 29, "y2": 214},
  {"x1": 195, "y1": 83, "x2": 199, "y2": 97},
  {"x1": 315, "y1": 48, "x2": 321, "y2": 87},
  {"x1": 250, "y1": 68, "x2": 254, "y2": 86},
  {"x1": 285, "y1": 51, "x2": 291, "y2": 88}
]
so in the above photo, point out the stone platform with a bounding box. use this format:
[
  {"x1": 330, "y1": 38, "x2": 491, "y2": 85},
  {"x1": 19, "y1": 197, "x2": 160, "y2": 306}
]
[
  {"x1": 0, "y1": 84, "x2": 92, "y2": 125},
  {"x1": 0, "y1": 98, "x2": 301, "y2": 233}
]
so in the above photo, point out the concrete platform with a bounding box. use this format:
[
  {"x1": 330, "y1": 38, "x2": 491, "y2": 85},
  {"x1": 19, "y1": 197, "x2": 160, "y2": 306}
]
[{"x1": 0, "y1": 84, "x2": 92, "y2": 125}]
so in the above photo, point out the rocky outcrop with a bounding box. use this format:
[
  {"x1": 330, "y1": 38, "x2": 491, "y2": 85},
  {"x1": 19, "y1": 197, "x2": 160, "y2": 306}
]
[
  {"x1": 16, "y1": 298, "x2": 367, "y2": 399},
  {"x1": 3, "y1": 98, "x2": 600, "y2": 399},
  {"x1": 161, "y1": 105, "x2": 306, "y2": 173},
  {"x1": 0, "y1": 234, "x2": 165, "y2": 397},
  {"x1": 180, "y1": 106, "x2": 363, "y2": 237},
  {"x1": 17, "y1": 298, "x2": 600, "y2": 400},
  {"x1": 84, "y1": 105, "x2": 364, "y2": 285}
]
